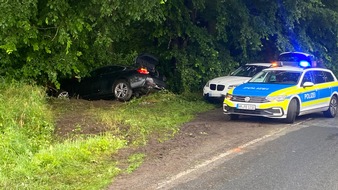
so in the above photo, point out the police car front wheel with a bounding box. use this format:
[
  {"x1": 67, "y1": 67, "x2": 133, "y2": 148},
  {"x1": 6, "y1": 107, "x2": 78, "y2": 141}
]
[
  {"x1": 323, "y1": 96, "x2": 338, "y2": 118},
  {"x1": 285, "y1": 99, "x2": 298, "y2": 124}
]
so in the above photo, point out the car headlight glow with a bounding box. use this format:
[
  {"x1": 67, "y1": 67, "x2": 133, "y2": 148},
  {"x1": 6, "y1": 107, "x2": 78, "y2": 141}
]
[{"x1": 266, "y1": 95, "x2": 287, "y2": 102}]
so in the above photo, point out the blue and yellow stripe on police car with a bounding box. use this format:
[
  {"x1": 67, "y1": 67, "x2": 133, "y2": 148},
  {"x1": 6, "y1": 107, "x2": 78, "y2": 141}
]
[
  {"x1": 301, "y1": 98, "x2": 330, "y2": 107},
  {"x1": 224, "y1": 81, "x2": 338, "y2": 115}
]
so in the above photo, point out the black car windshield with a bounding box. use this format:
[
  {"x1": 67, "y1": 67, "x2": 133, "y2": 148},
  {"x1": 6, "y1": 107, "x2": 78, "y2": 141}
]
[
  {"x1": 230, "y1": 65, "x2": 268, "y2": 77},
  {"x1": 249, "y1": 70, "x2": 302, "y2": 85}
]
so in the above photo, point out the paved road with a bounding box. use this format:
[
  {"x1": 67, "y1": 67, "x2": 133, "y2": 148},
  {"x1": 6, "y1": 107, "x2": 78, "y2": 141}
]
[{"x1": 169, "y1": 114, "x2": 338, "y2": 190}]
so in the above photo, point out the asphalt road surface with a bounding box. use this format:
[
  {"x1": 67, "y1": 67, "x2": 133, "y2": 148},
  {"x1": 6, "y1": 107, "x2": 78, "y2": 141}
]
[{"x1": 168, "y1": 114, "x2": 338, "y2": 190}]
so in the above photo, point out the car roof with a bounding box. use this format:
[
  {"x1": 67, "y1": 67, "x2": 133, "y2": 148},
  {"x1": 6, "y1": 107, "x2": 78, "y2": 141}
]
[
  {"x1": 263, "y1": 66, "x2": 332, "y2": 72},
  {"x1": 263, "y1": 66, "x2": 304, "y2": 72},
  {"x1": 245, "y1": 62, "x2": 272, "y2": 67},
  {"x1": 279, "y1": 51, "x2": 314, "y2": 57}
]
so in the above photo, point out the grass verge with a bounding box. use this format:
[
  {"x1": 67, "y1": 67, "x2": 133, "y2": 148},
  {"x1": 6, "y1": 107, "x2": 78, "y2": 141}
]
[{"x1": 0, "y1": 81, "x2": 216, "y2": 189}]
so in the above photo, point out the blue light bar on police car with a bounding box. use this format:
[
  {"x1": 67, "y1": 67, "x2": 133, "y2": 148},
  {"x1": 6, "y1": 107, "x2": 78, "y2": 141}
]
[
  {"x1": 277, "y1": 52, "x2": 315, "y2": 68},
  {"x1": 299, "y1": 61, "x2": 311, "y2": 67}
]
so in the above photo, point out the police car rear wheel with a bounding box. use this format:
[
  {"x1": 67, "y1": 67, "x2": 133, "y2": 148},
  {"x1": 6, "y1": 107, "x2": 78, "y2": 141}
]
[
  {"x1": 323, "y1": 96, "x2": 337, "y2": 118},
  {"x1": 285, "y1": 99, "x2": 298, "y2": 124}
]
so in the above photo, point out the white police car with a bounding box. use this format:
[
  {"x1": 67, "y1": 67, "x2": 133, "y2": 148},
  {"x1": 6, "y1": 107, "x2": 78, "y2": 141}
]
[
  {"x1": 203, "y1": 63, "x2": 271, "y2": 102},
  {"x1": 223, "y1": 52, "x2": 338, "y2": 123}
]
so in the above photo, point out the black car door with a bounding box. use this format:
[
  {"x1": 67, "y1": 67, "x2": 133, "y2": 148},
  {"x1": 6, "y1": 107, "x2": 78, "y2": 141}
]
[
  {"x1": 78, "y1": 66, "x2": 133, "y2": 98},
  {"x1": 92, "y1": 66, "x2": 129, "y2": 97},
  {"x1": 78, "y1": 68, "x2": 102, "y2": 97}
]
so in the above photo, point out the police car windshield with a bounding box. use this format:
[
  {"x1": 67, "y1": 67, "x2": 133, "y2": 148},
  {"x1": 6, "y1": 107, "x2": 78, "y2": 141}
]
[
  {"x1": 230, "y1": 65, "x2": 267, "y2": 77},
  {"x1": 249, "y1": 70, "x2": 302, "y2": 85}
]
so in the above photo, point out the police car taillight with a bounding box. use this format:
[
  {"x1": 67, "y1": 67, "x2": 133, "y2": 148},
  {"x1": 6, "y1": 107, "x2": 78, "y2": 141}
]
[{"x1": 137, "y1": 67, "x2": 149, "y2": 74}]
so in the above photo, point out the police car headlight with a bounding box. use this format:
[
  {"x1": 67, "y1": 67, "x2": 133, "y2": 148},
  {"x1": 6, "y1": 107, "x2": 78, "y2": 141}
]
[
  {"x1": 205, "y1": 81, "x2": 210, "y2": 87},
  {"x1": 225, "y1": 93, "x2": 233, "y2": 100},
  {"x1": 266, "y1": 95, "x2": 286, "y2": 102}
]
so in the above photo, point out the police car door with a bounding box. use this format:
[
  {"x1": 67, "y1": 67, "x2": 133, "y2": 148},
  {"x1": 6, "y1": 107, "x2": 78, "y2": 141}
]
[
  {"x1": 300, "y1": 71, "x2": 319, "y2": 112},
  {"x1": 313, "y1": 70, "x2": 334, "y2": 108}
]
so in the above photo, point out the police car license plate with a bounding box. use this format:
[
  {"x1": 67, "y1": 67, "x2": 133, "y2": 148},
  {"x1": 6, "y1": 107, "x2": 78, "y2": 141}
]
[{"x1": 237, "y1": 104, "x2": 255, "y2": 110}]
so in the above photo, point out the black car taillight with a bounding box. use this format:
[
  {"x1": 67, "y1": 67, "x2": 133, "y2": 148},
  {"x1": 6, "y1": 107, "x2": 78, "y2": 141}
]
[{"x1": 137, "y1": 67, "x2": 149, "y2": 74}]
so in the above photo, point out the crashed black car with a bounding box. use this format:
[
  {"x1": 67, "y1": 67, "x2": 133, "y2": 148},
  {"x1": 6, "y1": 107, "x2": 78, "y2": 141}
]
[{"x1": 60, "y1": 54, "x2": 166, "y2": 101}]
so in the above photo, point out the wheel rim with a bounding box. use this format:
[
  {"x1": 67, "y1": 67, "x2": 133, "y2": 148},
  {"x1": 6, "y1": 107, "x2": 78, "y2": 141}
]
[
  {"x1": 329, "y1": 97, "x2": 337, "y2": 115},
  {"x1": 115, "y1": 83, "x2": 128, "y2": 98},
  {"x1": 58, "y1": 91, "x2": 69, "y2": 99}
]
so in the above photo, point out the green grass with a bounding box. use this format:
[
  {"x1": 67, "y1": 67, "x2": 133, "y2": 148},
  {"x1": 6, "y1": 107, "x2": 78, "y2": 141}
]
[
  {"x1": 126, "y1": 153, "x2": 145, "y2": 174},
  {"x1": 96, "y1": 90, "x2": 215, "y2": 145},
  {"x1": 0, "y1": 80, "x2": 216, "y2": 189}
]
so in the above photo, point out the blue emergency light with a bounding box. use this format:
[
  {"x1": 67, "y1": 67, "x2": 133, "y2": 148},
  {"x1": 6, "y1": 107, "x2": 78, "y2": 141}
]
[
  {"x1": 299, "y1": 60, "x2": 311, "y2": 67},
  {"x1": 277, "y1": 52, "x2": 315, "y2": 68}
]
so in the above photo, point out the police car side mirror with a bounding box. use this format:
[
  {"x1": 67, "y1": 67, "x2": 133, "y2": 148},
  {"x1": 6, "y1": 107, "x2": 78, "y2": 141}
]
[{"x1": 303, "y1": 82, "x2": 314, "y2": 87}]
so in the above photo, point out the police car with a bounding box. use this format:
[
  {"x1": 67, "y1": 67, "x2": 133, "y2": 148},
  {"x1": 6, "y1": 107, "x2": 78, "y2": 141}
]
[
  {"x1": 203, "y1": 63, "x2": 271, "y2": 102},
  {"x1": 223, "y1": 52, "x2": 338, "y2": 123}
]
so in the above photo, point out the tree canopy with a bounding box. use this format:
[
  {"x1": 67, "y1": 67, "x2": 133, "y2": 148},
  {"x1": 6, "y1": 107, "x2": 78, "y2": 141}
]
[{"x1": 1, "y1": 0, "x2": 338, "y2": 92}]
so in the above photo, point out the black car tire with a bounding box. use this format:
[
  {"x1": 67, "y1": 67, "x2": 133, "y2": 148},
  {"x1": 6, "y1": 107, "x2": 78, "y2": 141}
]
[
  {"x1": 113, "y1": 80, "x2": 133, "y2": 101},
  {"x1": 285, "y1": 98, "x2": 298, "y2": 124},
  {"x1": 323, "y1": 95, "x2": 337, "y2": 118},
  {"x1": 229, "y1": 114, "x2": 239, "y2": 120}
]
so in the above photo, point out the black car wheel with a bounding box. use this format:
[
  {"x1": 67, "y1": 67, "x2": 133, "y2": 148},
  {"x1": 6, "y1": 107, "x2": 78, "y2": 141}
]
[
  {"x1": 113, "y1": 80, "x2": 133, "y2": 101},
  {"x1": 285, "y1": 98, "x2": 298, "y2": 124},
  {"x1": 323, "y1": 95, "x2": 337, "y2": 118}
]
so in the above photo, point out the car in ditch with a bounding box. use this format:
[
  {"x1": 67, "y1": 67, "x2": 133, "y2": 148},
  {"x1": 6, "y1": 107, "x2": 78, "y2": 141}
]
[
  {"x1": 223, "y1": 52, "x2": 338, "y2": 123},
  {"x1": 203, "y1": 63, "x2": 271, "y2": 102},
  {"x1": 60, "y1": 54, "x2": 166, "y2": 101}
]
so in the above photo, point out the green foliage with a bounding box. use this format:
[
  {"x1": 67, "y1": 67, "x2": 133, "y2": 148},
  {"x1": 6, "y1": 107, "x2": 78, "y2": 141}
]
[
  {"x1": 0, "y1": 79, "x2": 54, "y2": 155},
  {"x1": 0, "y1": 80, "x2": 127, "y2": 189},
  {"x1": 0, "y1": 80, "x2": 53, "y2": 187},
  {"x1": 1, "y1": 0, "x2": 338, "y2": 92},
  {"x1": 0, "y1": 0, "x2": 164, "y2": 86}
]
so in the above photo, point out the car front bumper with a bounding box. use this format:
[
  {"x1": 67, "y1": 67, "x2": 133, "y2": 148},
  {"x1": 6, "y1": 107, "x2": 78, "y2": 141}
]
[
  {"x1": 203, "y1": 86, "x2": 228, "y2": 99},
  {"x1": 223, "y1": 99, "x2": 289, "y2": 118}
]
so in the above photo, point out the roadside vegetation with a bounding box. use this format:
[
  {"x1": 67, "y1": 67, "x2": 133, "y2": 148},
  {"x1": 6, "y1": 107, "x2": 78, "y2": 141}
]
[
  {"x1": 2, "y1": 1, "x2": 338, "y2": 94},
  {"x1": 0, "y1": 80, "x2": 215, "y2": 189}
]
